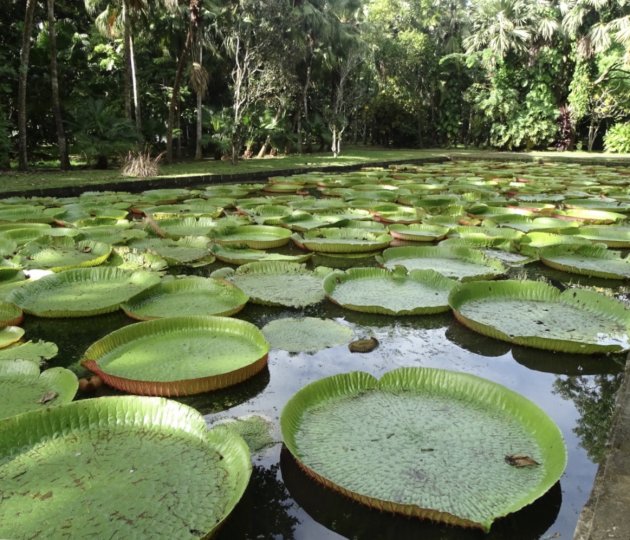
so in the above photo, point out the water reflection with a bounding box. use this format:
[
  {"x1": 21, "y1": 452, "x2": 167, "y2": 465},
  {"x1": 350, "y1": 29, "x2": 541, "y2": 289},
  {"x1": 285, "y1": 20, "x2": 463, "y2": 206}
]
[
  {"x1": 177, "y1": 368, "x2": 270, "y2": 415},
  {"x1": 445, "y1": 321, "x2": 511, "y2": 357},
  {"x1": 553, "y1": 373, "x2": 624, "y2": 463},
  {"x1": 22, "y1": 311, "x2": 133, "y2": 373},
  {"x1": 512, "y1": 346, "x2": 625, "y2": 376},
  {"x1": 280, "y1": 448, "x2": 562, "y2": 540},
  {"x1": 217, "y1": 462, "x2": 298, "y2": 540}
]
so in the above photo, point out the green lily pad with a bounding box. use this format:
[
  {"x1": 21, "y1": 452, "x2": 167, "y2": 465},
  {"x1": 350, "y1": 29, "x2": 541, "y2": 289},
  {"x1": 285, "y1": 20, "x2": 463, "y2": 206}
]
[
  {"x1": 575, "y1": 225, "x2": 630, "y2": 248},
  {"x1": 122, "y1": 276, "x2": 248, "y2": 320},
  {"x1": 0, "y1": 326, "x2": 25, "y2": 349},
  {"x1": 293, "y1": 228, "x2": 392, "y2": 254},
  {"x1": 82, "y1": 316, "x2": 269, "y2": 396},
  {"x1": 7, "y1": 268, "x2": 160, "y2": 318},
  {"x1": 262, "y1": 317, "x2": 354, "y2": 352},
  {"x1": 0, "y1": 301, "x2": 23, "y2": 327},
  {"x1": 211, "y1": 244, "x2": 312, "y2": 265},
  {"x1": 107, "y1": 246, "x2": 169, "y2": 272},
  {"x1": 449, "y1": 280, "x2": 630, "y2": 354},
  {"x1": 0, "y1": 340, "x2": 58, "y2": 364},
  {"x1": 380, "y1": 246, "x2": 506, "y2": 281},
  {"x1": 0, "y1": 360, "x2": 78, "y2": 419},
  {"x1": 130, "y1": 237, "x2": 215, "y2": 266},
  {"x1": 539, "y1": 245, "x2": 630, "y2": 280},
  {"x1": 281, "y1": 368, "x2": 566, "y2": 531},
  {"x1": 148, "y1": 216, "x2": 218, "y2": 239},
  {"x1": 388, "y1": 224, "x2": 450, "y2": 242},
  {"x1": 16, "y1": 236, "x2": 112, "y2": 272},
  {"x1": 0, "y1": 397, "x2": 251, "y2": 538},
  {"x1": 214, "y1": 225, "x2": 293, "y2": 249},
  {"x1": 225, "y1": 262, "x2": 330, "y2": 308},
  {"x1": 213, "y1": 414, "x2": 277, "y2": 453},
  {"x1": 324, "y1": 267, "x2": 457, "y2": 315}
]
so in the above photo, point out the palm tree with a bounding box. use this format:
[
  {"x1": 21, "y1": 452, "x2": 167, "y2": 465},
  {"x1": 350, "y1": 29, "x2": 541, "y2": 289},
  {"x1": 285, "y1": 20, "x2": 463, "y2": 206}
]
[
  {"x1": 165, "y1": 0, "x2": 202, "y2": 164},
  {"x1": 47, "y1": 0, "x2": 70, "y2": 169},
  {"x1": 464, "y1": 0, "x2": 558, "y2": 59},
  {"x1": 17, "y1": 0, "x2": 38, "y2": 171},
  {"x1": 561, "y1": 0, "x2": 630, "y2": 58},
  {"x1": 85, "y1": 0, "x2": 146, "y2": 135}
]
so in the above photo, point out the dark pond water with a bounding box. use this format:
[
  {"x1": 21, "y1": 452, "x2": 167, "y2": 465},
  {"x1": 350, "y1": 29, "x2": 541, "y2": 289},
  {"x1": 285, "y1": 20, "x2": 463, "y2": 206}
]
[{"x1": 27, "y1": 249, "x2": 627, "y2": 540}]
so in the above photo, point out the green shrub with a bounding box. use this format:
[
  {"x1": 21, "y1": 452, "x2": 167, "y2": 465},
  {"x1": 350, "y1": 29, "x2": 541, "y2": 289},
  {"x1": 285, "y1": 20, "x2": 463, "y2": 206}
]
[
  {"x1": 70, "y1": 99, "x2": 137, "y2": 168},
  {"x1": 604, "y1": 122, "x2": 630, "y2": 154}
]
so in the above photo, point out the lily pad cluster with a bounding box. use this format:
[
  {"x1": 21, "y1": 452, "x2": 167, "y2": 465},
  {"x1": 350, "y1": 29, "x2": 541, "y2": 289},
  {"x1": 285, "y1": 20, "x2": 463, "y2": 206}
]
[{"x1": 0, "y1": 159, "x2": 628, "y2": 536}]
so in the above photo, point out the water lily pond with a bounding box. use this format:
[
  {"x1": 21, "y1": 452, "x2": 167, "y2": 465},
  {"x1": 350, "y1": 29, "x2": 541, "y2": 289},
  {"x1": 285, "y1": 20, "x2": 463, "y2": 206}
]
[{"x1": 1, "y1": 160, "x2": 628, "y2": 539}]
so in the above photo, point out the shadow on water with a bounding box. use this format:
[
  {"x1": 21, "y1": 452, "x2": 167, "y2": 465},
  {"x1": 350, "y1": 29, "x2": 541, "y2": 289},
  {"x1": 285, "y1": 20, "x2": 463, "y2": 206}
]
[
  {"x1": 513, "y1": 346, "x2": 626, "y2": 376},
  {"x1": 280, "y1": 447, "x2": 562, "y2": 540},
  {"x1": 217, "y1": 461, "x2": 299, "y2": 540},
  {"x1": 21, "y1": 311, "x2": 133, "y2": 373},
  {"x1": 176, "y1": 368, "x2": 271, "y2": 415},
  {"x1": 445, "y1": 321, "x2": 512, "y2": 357}
]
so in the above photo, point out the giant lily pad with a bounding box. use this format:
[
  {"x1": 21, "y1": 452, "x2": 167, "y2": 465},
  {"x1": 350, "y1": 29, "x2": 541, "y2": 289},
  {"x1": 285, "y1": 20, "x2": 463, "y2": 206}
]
[
  {"x1": 388, "y1": 223, "x2": 450, "y2": 242},
  {"x1": 214, "y1": 225, "x2": 292, "y2": 249},
  {"x1": 225, "y1": 262, "x2": 330, "y2": 308},
  {"x1": 130, "y1": 236, "x2": 215, "y2": 266},
  {"x1": 380, "y1": 246, "x2": 506, "y2": 281},
  {"x1": 449, "y1": 280, "x2": 630, "y2": 354},
  {"x1": 16, "y1": 236, "x2": 112, "y2": 272},
  {"x1": 7, "y1": 268, "x2": 160, "y2": 317},
  {"x1": 82, "y1": 316, "x2": 269, "y2": 396},
  {"x1": 0, "y1": 360, "x2": 77, "y2": 419},
  {"x1": 281, "y1": 368, "x2": 566, "y2": 531},
  {"x1": 324, "y1": 267, "x2": 456, "y2": 315},
  {"x1": 211, "y1": 244, "x2": 312, "y2": 265},
  {"x1": 539, "y1": 245, "x2": 630, "y2": 280},
  {"x1": 575, "y1": 225, "x2": 630, "y2": 248},
  {"x1": 122, "y1": 276, "x2": 248, "y2": 320},
  {"x1": 293, "y1": 228, "x2": 392, "y2": 254},
  {"x1": 262, "y1": 317, "x2": 354, "y2": 352},
  {"x1": 0, "y1": 397, "x2": 251, "y2": 538}
]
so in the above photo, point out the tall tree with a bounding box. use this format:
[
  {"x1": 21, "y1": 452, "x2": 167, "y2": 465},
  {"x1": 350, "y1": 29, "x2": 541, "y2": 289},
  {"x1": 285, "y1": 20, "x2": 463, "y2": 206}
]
[
  {"x1": 17, "y1": 0, "x2": 38, "y2": 170},
  {"x1": 165, "y1": 0, "x2": 201, "y2": 163},
  {"x1": 47, "y1": 0, "x2": 70, "y2": 169}
]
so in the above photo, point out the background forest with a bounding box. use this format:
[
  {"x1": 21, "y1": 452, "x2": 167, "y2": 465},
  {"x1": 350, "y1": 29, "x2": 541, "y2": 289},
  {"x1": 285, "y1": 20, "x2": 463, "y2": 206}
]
[{"x1": 1, "y1": 0, "x2": 630, "y2": 171}]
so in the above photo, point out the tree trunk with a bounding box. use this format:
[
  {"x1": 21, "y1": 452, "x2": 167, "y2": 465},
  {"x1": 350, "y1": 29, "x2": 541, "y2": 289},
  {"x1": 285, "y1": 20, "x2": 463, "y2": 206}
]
[
  {"x1": 18, "y1": 0, "x2": 37, "y2": 171},
  {"x1": 47, "y1": 0, "x2": 69, "y2": 170},
  {"x1": 257, "y1": 135, "x2": 271, "y2": 158},
  {"x1": 331, "y1": 126, "x2": 338, "y2": 158},
  {"x1": 122, "y1": 0, "x2": 133, "y2": 123},
  {"x1": 129, "y1": 32, "x2": 142, "y2": 137},
  {"x1": 166, "y1": 0, "x2": 199, "y2": 164},
  {"x1": 587, "y1": 119, "x2": 599, "y2": 152},
  {"x1": 166, "y1": 32, "x2": 193, "y2": 163},
  {"x1": 194, "y1": 47, "x2": 203, "y2": 160}
]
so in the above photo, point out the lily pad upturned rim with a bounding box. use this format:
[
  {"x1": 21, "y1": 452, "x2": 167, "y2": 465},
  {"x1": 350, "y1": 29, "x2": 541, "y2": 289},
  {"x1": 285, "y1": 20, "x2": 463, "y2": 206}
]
[
  {"x1": 380, "y1": 245, "x2": 506, "y2": 281},
  {"x1": 0, "y1": 396, "x2": 251, "y2": 538},
  {"x1": 449, "y1": 280, "x2": 630, "y2": 354},
  {"x1": 215, "y1": 224, "x2": 293, "y2": 249},
  {"x1": 0, "y1": 301, "x2": 23, "y2": 327},
  {"x1": 296, "y1": 228, "x2": 392, "y2": 254},
  {"x1": 6, "y1": 267, "x2": 161, "y2": 318},
  {"x1": 121, "y1": 276, "x2": 249, "y2": 320},
  {"x1": 82, "y1": 315, "x2": 270, "y2": 396},
  {"x1": 539, "y1": 244, "x2": 630, "y2": 280},
  {"x1": 280, "y1": 367, "x2": 567, "y2": 532},
  {"x1": 323, "y1": 267, "x2": 457, "y2": 315}
]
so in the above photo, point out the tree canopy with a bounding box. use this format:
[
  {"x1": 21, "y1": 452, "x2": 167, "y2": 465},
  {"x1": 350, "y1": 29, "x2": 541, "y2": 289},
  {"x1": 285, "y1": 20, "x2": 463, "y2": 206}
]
[{"x1": 1, "y1": 0, "x2": 629, "y2": 171}]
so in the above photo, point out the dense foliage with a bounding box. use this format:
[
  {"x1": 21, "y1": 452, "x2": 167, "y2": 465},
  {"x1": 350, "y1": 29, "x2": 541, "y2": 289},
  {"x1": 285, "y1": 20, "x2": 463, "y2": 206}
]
[{"x1": 2, "y1": 0, "x2": 629, "y2": 170}]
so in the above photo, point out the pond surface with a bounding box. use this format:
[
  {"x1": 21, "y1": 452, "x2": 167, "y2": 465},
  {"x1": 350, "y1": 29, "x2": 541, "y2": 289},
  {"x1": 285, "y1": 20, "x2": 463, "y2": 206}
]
[
  {"x1": 8, "y1": 159, "x2": 630, "y2": 538},
  {"x1": 27, "y1": 254, "x2": 626, "y2": 540}
]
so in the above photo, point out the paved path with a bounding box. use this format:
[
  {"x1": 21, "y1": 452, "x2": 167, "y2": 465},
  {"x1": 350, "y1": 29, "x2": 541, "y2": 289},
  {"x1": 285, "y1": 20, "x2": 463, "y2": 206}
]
[{"x1": 574, "y1": 353, "x2": 630, "y2": 540}]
